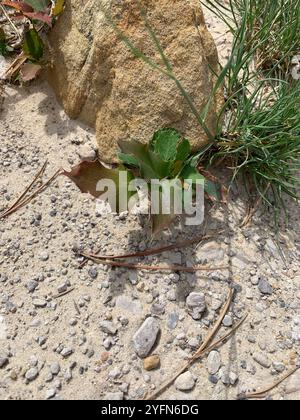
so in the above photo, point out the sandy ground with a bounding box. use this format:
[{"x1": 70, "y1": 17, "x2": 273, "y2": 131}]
[{"x1": 0, "y1": 7, "x2": 300, "y2": 401}]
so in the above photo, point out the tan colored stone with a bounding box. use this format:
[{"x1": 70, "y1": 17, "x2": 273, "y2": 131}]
[
  {"x1": 47, "y1": 0, "x2": 223, "y2": 163},
  {"x1": 143, "y1": 354, "x2": 160, "y2": 371}
]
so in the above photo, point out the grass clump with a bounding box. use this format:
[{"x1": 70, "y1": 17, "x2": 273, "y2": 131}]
[
  {"x1": 201, "y1": 0, "x2": 300, "y2": 211},
  {"x1": 107, "y1": 0, "x2": 300, "y2": 222},
  {"x1": 205, "y1": 0, "x2": 300, "y2": 79}
]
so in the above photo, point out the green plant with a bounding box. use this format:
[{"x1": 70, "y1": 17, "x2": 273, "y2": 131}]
[
  {"x1": 0, "y1": 0, "x2": 65, "y2": 80},
  {"x1": 101, "y1": 0, "x2": 299, "y2": 228},
  {"x1": 200, "y1": 0, "x2": 300, "y2": 216},
  {"x1": 204, "y1": 0, "x2": 300, "y2": 79},
  {"x1": 64, "y1": 128, "x2": 221, "y2": 236}
]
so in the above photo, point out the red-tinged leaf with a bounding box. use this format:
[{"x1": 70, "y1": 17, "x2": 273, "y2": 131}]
[
  {"x1": 62, "y1": 160, "x2": 135, "y2": 213},
  {"x1": 20, "y1": 62, "x2": 41, "y2": 82},
  {"x1": 1, "y1": 1, "x2": 33, "y2": 12},
  {"x1": 23, "y1": 11, "x2": 52, "y2": 26}
]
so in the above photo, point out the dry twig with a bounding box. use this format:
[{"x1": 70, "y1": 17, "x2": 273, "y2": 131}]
[
  {"x1": 0, "y1": 164, "x2": 62, "y2": 220},
  {"x1": 53, "y1": 287, "x2": 75, "y2": 300},
  {"x1": 0, "y1": 4, "x2": 22, "y2": 42},
  {"x1": 78, "y1": 233, "x2": 219, "y2": 268},
  {"x1": 242, "y1": 366, "x2": 300, "y2": 400},
  {"x1": 0, "y1": 161, "x2": 47, "y2": 219},
  {"x1": 79, "y1": 255, "x2": 229, "y2": 273},
  {"x1": 4, "y1": 52, "x2": 27, "y2": 80},
  {"x1": 145, "y1": 289, "x2": 246, "y2": 400}
]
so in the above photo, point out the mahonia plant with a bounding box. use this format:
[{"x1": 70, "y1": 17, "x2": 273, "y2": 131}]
[{"x1": 64, "y1": 128, "x2": 222, "y2": 236}]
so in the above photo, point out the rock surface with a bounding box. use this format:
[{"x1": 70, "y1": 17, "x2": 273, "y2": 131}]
[
  {"x1": 143, "y1": 355, "x2": 160, "y2": 371},
  {"x1": 175, "y1": 371, "x2": 195, "y2": 391},
  {"x1": 186, "y1": 292, "x2": 206, "y2": 320},
  {"x1": 133, "y1": 317, "x2": 160, "y2": 358},
  {"x1": 207, "y1": 350, "x2": 221, "y2": 375},
  {"x1": 47, "y1": 0, "x2": 222, "y2": 162}
]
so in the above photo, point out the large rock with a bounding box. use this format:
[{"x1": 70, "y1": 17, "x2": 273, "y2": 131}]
[{"x1": 47, "y1": 0, "x2": 223, "y2": 163}]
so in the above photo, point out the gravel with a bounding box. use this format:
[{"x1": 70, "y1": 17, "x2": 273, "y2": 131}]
[
  {"x1": 50, "y1": 363, "x2": 61, "y2": 375},
  {"x1": 25, "y1": 368, "x2": 39, "y2": 382},
  {"x1": 253, "y1": 353, "x2": 272, "y2": 369},
  {"x1": 186, "y1": 292, "x2": 206, "y2": 320},
  {"x1": 0, "y1": 11, "x2": 299, "y2": 402},
  {"x1": 133, "y1": 317, "x2": 160, "y2": 358},
  {"x1": 99, "y1": 321, "x2": 118, "y2": 335},
  {"x1": 175, "y1": 371, "x2": 196, "y2": 391},
  {"x1": 207, "y1": 351, "x2": 221, "y2": 375},
  {"x1": 258, "y1": 278, "x2": 273, "y2": 295}
]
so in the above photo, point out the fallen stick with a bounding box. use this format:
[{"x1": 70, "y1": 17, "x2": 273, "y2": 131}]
[
  {"x1": 0, "y1": 4, "x2": 22, "y2": 42},
  {"x1": 78, "y1": 233, "x2": 218, "y2": 268},
  {"x1": 80, "y1": 255, "x2": 229, "y2": 273},
  {"x1": 53, "y1": 287, "x2": 75, "y2": 300},
  {"x1": 4, "y1": 52, "x2": 27, "y2": 80},
  {"x1": 200, "y1": 315, "x2": 248, "y2": 356},
  {"x1": 190, "y1": 288, "x2": 235, "y2": 361},
  {"x1": 0, "y1": 168, "x2": 62, "y2": 219},
  {"x1": 241, "y1": 366, "x2": 300, "y2": 400},
  {"x1": 73, "y1": 299, "x2": 81, "y2": 315},
  {"x1": 145, "y1": 289, "x2": 239, "y2": 400},
  {"x1": 0, "y1": 160, "x2": 47, "y2": 219}
]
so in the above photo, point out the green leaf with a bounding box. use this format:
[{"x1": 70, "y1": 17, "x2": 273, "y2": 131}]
[
  {"x1": 23, "y1": 29, "x2": 44, "y2": 61},
  {"x1": 152, "y1": 128, "x2": 181, "y2": 162},
  {"x1": 119, "y1": 140, "x2": 170, "y2": 180},
  {"x1": 176, "y1": 138, "x2": 191, "y2": 162},
  {"x1": 205, "y1": 180, "x2": 221, "y2": 201},
  {"x1": 118, "y1": 153, "x2": 140, "y2": 167},
  {"x1": 180, "y1": 165, "x2": 205, "y2": 183},
  {"x1": 24, "y1": 0, "x2": 49, "y2": 12}
]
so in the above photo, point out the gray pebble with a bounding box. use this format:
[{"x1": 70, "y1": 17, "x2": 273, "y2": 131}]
[
  {"x1": 25, "y1": 367, "x2": 39, "y2": 382},
  {"x1": 33, "y1": 298, "x2": 47, "y2": 308},
  {"x1": 167, "y1": 312, "x2": 179, "y2": 330},
  {"x1": 39, "y1": 251, "x2": 49, "y2": 262},
  {"x1": 253, "y1": 352, "x2": 271, "y2": 368},
  {"x1": 100, "y1": 321, "x2": 118, "y2": 335},
  {"x1": 258, "y1": 278, "x2": 273, "y2": 295},
  {"x1": 61, "y1": 348, "x2": 73, "y2": 358},
  {"x1": 57, "y1": 282, "x2": 68, "y2": 294},
  {"x1": 222, "y1": 315, "x2": 233, "y2": 327},
  {"x1": 186, "y1": 292, "x2": 206, "y2": 320},
  {"x1": 174, "y1": 371, "x2": 195, "y2": 391},
  {"x1": 104, "y1": 392, "x2": 124, "y2": 400},
  {"x1": 45, "y1": 389, "x2": 56, "y2": 400},
  {"x1": 26, "y1": 280, "x2": 38, "y2": 293},
  {"x1": 207, "y1": 350, "x2": 221, "y2": 375},
  {"x1": 50, "y1": 363, "x2": 61, "y2": 375},
  {"x1": 88, "y1": 267, "x2": 98, "y2": 280},
  {"x1": 133, "y1": 317, "x2": 160, "y2": 358}
]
